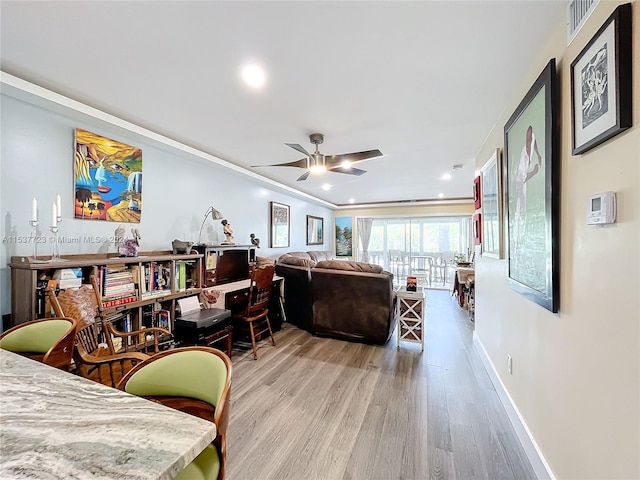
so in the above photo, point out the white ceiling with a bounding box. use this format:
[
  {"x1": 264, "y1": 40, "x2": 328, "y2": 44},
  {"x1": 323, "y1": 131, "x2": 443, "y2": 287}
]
[{"x1": 0, "y1": 1, "x2": 565, "y2": 207}]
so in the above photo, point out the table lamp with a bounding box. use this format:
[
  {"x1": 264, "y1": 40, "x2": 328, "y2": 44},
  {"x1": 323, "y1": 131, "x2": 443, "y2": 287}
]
[{"x1": 198, "y1": 206, "x2": 224, "y2": 244}]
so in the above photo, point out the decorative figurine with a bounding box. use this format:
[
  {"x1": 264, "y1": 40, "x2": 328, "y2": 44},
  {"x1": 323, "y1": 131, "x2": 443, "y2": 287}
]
[
  {"x1": 172, "y1": 239, "x2": 193, "y2": 254},
  {"x1": 221, "y1": 219, "x2": 234, "y2": 245},
  {"x1": 250, "y1": 233, "x2": 261, "y2": 248},
  {"x1": 115, "y1": 225, "x2": 141, "y2": 257}
]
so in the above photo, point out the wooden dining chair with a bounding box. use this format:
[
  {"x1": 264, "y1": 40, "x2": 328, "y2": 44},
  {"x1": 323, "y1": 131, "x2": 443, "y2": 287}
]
[
  {"x1": 117, "y1": 346, "x2": 232, "y2": 480},
  {"x1": 231, "y1": 263, "x2": 276, "y2": 360},
  {"x1": 0, "y1": 317, "x2": 78, "y2": 371},
  {"x1": 46, "y1": 284, "x2": 150, "y2": 387}
]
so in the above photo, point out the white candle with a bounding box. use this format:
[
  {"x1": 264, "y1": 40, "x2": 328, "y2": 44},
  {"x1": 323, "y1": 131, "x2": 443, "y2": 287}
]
[
  {"x1": 31, "y1": 197, "x2": 38, "y2": 222},
  {"x1": 51, "y1": 203, "x2": 57, "y2": 227},
  {"x1": 56, "y1": 194, "x2": 61, "y2": 219}
]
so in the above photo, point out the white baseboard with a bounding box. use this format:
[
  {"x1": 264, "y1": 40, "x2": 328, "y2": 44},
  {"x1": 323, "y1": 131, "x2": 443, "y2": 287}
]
[{"x1": 473, "y1": 332, "x2": 555, "y2": 480}]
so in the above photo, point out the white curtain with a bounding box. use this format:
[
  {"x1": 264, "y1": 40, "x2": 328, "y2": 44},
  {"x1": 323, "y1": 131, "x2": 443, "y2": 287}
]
[{"x1": 356, "y1": 217, "x2": 373, "y2": 263}]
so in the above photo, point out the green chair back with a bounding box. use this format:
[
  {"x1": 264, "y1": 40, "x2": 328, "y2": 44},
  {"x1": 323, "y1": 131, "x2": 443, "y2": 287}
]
[
  {"x1": 0, "y1": 319, "x2": 73, "y2": 353},
  {"x1": 124, "y1": 350, "x2": 228, "y2": 407}
]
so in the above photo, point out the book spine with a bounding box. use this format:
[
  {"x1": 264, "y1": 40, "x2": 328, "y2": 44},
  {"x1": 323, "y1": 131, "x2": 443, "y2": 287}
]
[{"x1": 102, "y1": 295, "x2": 137, "y2": 308}]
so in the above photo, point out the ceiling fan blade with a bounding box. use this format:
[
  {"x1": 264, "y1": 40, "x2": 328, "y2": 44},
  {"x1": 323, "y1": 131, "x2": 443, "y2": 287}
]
[
  {"x1": 328, "y1": 166, "x2": 367, "y2": 176},
  {"x1": 324, "y1": 149, "x2": 383, "y2": 167},
  {"x1": 252, "y1": 157, "x2": 308, "y2": 169},
  {"x1": 296, "y1": 171, "x2": 311, "y2": 181},
  {"x1": 285, "y1": 143, "x2": 312, "y2": 157}
]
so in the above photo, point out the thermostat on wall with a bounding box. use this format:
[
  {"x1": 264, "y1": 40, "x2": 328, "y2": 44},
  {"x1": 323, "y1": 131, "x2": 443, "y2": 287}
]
[{"x1": 587, "y1": 191, "x2": 616, "y2": 225}]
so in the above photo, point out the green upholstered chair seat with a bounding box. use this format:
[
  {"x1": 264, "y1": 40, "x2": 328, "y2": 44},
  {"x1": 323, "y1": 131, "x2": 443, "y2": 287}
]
[
  {"x1": 118, "y1": 347, "x2": 231, "y2": 480},
  {"x1": 174, "y1": 445, "x2": 220, "y2": 480},
  {"x1": 0, "y1": 319, "x2": 72, "y2": 353},
  {"x1": 123, "y1": 350, "x2": 227, "y2": 407}
]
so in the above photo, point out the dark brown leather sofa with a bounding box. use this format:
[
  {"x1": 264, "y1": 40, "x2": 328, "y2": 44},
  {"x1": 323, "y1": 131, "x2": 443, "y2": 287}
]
[{"x1": 275, "y1": 251, "x2": 396, "y2": 345}]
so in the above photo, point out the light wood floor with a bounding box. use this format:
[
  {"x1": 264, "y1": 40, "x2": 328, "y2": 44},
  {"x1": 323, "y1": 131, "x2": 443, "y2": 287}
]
[{"x1": 227, "y1": 289, "x2": 536, "y2": 480}]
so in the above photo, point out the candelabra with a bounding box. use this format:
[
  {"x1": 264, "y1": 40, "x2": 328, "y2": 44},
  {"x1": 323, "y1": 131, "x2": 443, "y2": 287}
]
[
  {"x1": 29, "y1": 219, "x2": 39, "y2": 258},
  {"x1": 49, "y1": 225, "x2": 61, "y2": 262}
]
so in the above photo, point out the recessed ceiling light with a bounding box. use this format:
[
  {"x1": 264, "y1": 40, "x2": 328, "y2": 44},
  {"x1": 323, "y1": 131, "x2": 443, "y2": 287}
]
[
  {"x1": 438, "y1": 193, "x2": 444, "y2": 198},
  {"x1": 349, "y1": 198, "x2": 355, "y2": 204},
  {"x1": 241, "y1": 63, "x2": 266, "y2": 89},
  {"x1": 322, "y1": 183, "x2": 331, "y2": 191},
  {"x1": 441, "y1": 173, "x2": 452, "y2": 180}
]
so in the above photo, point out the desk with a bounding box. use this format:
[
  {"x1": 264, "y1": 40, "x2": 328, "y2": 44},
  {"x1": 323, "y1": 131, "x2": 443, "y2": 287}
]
[
  {"x1": 0, "y1": 350, "x2": 216, "y2": 480},
  {"x1": 201, "y1": 276, "x2": 285, "y2": 330}
]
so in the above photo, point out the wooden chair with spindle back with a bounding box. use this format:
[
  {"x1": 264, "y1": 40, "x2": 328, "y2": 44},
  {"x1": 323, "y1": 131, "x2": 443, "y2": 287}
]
[
  {"x1": 45, "y1": 279, "x2": 167, "y2": 388},
  {"x1": 231, "y1": 263, "x2": 276, "y2": 360}
]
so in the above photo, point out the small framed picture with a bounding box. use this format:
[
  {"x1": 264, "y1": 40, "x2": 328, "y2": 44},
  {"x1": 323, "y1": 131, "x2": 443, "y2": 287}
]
[
  {"x1": 473, "y1": 175, "x2": 481, "y2": 209},
  {"x1": 269, "y1": 201, "x2": 290, "y2": 248},
  {"x1": 570, "y1": 3, "x2": 632, "y2": 155},
  {"x1": 306, "y1": 215, "x2": 324, "y2": 245}
]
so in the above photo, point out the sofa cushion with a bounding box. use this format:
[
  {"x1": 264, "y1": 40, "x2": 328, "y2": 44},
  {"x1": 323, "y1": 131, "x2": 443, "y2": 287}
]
[
  {"x1": 314, "y1": 260, "x2": 384, "y2": 274},
  {"x1": 307, "y1": 251, "x2": 335, "y2": 263},
  {"x1": 277, "y1": 252, "x2": 315, "y2": 267}
]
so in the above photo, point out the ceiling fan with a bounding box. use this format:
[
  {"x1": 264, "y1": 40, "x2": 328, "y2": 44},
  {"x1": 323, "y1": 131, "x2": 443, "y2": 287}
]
[{"x1": 254, "y1": 133, "x2": 383, "y2": 181}]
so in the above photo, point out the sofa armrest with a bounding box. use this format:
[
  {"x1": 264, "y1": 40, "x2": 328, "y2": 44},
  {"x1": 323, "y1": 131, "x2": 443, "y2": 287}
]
[{"x1": 275, "y1": 263, "x2": 314, "y2": 332}]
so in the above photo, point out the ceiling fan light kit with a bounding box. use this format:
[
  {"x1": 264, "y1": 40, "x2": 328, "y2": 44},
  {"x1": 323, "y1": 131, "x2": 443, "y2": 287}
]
[{"x1": 253, "y1": 133, "x2": 383, "y2": 182}]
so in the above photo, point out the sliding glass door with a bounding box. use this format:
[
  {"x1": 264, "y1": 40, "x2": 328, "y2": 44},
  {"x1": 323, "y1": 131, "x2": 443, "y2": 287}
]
[{"x1": 364, "y1": 216, "x2": 472, "y2": 288}]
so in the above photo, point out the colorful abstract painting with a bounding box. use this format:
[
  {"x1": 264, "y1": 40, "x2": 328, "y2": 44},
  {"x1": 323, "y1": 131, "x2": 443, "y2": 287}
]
[{"x1": 74, "y1": 129, "x2": 142, "y2": 222}]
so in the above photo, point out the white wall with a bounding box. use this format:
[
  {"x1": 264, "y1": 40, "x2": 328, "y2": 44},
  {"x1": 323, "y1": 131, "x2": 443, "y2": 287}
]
[
  {"x1": 474, "y1": 2, "x2": 639, "y2": 479},
  {"x1": 0, "y1": 87, "x2": 333, "y2": 322}
]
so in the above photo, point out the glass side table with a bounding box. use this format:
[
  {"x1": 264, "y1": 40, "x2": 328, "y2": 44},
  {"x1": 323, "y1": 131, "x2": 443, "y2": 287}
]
[{"x1": 396, "y1": 286, "x2": 425, "y2": 351}]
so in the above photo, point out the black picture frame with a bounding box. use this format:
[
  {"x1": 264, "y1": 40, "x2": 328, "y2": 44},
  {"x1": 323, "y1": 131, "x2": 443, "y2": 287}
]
[
  {"x1": 480, "y1": 148, "x2": 504, "y2": 259},
  {"x1": 269, "y1": 201, "x2": 290, "y2": 248},
  {"x1": 306, "y1": 215, "x2": 324, "y2": 245},
  {"x1": 504, "y1": 59, "x2": 559, "y2": 313},
  {"x1": 571, "y1": 3, "x2": 632, "y2": 155}
]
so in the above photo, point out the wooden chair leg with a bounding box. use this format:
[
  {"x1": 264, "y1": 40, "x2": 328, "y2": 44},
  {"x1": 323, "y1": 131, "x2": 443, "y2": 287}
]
[
  {"x1": 266, "y1": 317, "x2": 276, "y2": 347},
  {"x1": 248, "y1": 321, "x2": 258, "y2": 360}
]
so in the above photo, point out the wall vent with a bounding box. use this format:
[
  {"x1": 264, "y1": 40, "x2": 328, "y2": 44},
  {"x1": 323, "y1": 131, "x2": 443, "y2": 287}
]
[{"x1": 567, "y1": 0, "x2": 599, "y2": 45}]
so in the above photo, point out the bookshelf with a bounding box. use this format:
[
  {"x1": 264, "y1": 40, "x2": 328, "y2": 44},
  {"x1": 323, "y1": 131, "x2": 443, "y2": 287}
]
[{"x1": 9, "y1": 251, "x2": 203, "y2": 332}]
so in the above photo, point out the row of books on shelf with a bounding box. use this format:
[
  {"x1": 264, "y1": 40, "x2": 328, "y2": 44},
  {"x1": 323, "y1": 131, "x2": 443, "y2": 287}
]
[
  {"x1": 95, "y1": 261, "x2": 196, "y2": 298},
  {"x1": 104, "y1": 308, "x2": 172, "y2": 349}
]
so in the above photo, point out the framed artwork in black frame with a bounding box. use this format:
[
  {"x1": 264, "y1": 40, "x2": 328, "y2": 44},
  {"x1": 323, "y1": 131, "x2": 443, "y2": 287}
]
[
  {"x1": 269, "y1": 201, "x2": 290, "y2": 248},
  {"x1": 504, "y1": 59, "x2": 559, "y2": 313},
  {"x1": 480, "y1": 148, "x2": 504, "y2": 259},
  {"x1": 473, "y1": 175, "x2": 481, "y2": 209},
  {"x1": 571, "y1": 3, "x2": 632, "y2": 155},
  {"x1": 306, "y1": 215, "x2": 324, "y2": 245}
]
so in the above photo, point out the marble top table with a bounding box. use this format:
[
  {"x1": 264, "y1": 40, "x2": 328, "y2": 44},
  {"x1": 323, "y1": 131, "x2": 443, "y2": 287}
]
[{"x1": 0, "y1": 349, "x2": 216, "y2": 479}]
